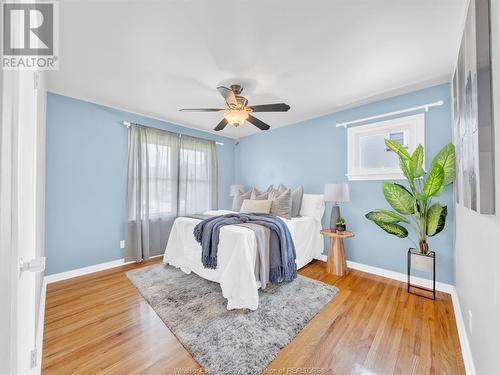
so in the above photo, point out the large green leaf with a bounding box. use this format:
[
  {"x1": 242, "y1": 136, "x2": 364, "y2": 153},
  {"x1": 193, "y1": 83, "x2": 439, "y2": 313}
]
[
  {"x1": 432, "y1": 143, "x2": 456, "y2": 186},
  {"x1": 410, "y1": 144, "x2": 425, "y2": 178},
  {"x1": 399, "y1": 158, "x2": 416, "y2": 193},
  {"x1": 384, "y1": 139, "x2": 411, "y2": 160},
  {"x1": 382, "y1": 183, "x2": 415, "y2": 214},
  {"x1": 365, "y1": 209, "x2": 410, "y2": 224},
  {"x1": 423, "y1": 164, "x2": 444, "y2": 198},
  {"x1": 374, "y1": 221, "x2": 408, "y2": 238},
  {"x1": 427, "y1": 204, "x2": 448, "y2": 236}
]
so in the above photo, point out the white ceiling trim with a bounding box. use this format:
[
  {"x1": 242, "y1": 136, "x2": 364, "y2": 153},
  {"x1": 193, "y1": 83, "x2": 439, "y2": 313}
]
[
  {"x1": 48, "y1": 90, "x2": 236, "y2": 140},
  {"x1": 49, "y1": 72, "x2": 449, "y2": 140},
  {"x1": 291, "y1": 74, "x2": 451, "y2": 129}
]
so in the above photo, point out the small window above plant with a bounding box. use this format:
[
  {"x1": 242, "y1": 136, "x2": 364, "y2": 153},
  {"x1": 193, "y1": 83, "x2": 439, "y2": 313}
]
[{"x1": 347, "y1": 114, "x2": 425, "y2": 181}]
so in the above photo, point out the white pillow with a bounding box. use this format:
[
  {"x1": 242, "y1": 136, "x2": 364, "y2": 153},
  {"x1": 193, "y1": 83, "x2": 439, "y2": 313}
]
[
  {"x1": 240, "y1": 199, "x2": 272, "y2": 214},
  {"x1": 300, "y1": 194, "x2": 325, "y2": 222}
]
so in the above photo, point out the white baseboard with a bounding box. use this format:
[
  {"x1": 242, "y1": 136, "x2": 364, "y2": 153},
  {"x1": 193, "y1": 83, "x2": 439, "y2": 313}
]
[
  {"x1": 44, "y1": 258, "x2": 130, "y2": 284},
  {"x1": 348, "y1": 258, "x2": 455, "y2": 292},
  {"x1": 450, "y1": 288, "x2": 476, "y2": 375},
  {"x1": 44, "y1": 254, "x2": 164, "y2": 284},
  {"x1": 314, "y1": 254, "x2": 328, "y2": 262},
  {"x1": 314, "y1": 254, "x2": 454, "y2": 293},
  {"x1": 314, "y1": 255, "x2": 475, "y2": 374}
]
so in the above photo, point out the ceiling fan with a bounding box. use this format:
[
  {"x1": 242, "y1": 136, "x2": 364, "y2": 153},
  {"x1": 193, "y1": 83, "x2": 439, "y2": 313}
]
[{"x1": 179, "y1": 84, "x2": 290, "y2": 131}]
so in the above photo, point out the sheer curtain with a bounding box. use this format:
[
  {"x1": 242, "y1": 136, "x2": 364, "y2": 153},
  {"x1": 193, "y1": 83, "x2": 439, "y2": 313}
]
[
  {"x1": 125, "y1": 125, "x2": 179, "y2": 262},
  {"x1": 178, "y1": 135, "x2": 218, "y2": 216}
]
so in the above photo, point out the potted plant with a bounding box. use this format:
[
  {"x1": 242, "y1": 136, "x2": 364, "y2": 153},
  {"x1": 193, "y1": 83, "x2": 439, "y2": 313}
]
[
  {"x1": 336, "y1": 217, "x2": 346, "y2": 232},
  {"x1": 365, "y1": 140, "x2": 455, "y2": 260}
]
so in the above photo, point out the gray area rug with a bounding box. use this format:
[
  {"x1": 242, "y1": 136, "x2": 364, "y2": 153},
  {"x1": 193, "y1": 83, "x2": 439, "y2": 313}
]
[{"x1": 127, "y1": 263, "x2": 338, "y2": 375}]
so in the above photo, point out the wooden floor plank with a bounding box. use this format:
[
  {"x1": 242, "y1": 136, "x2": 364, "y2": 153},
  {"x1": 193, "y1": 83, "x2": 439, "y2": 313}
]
[{"x1": 42, "y1": 259, "x2": 465, "y2": 374}]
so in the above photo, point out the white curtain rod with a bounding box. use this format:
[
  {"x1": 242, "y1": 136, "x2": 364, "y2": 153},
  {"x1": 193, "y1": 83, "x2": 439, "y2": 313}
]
[
  {"x1": 122, "y1": 121, "x2": 224, "y2": 146},
  {"x1": 335, "y1": 100, "x2": 444, "y2": 128}
]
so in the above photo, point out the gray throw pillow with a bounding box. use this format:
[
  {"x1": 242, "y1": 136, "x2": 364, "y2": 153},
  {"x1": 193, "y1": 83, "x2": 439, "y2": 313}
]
[
  {"x1": 291, "y1": 185, "x2": 304, "y2": 217},
  {"x1": 250, "y1": 185, "x2": 273, "y2": 200},
  {"x1": 277, "y1": 184, "x2": 288, "y2": 193},
  {"x1": 232, "y1": 189, "x2": 252, "y2": 211},
  {"x1": 276, "y1": 184, "x2": 304, "y2": 217},
  {"x1": 268, "y1": 185, "x2": 283, "y2": 200},
  {"x1": 252, "y1": 191, "x2": 269, "y2": 200},
  {"x1": 269, "y1": 189, "x2": 292, "y2": 219}
]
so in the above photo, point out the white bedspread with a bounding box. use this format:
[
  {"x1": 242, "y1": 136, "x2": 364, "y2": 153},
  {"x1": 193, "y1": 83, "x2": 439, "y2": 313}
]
[{"x1": 163, "y1": 210, "x2": 323, "y2": 310}]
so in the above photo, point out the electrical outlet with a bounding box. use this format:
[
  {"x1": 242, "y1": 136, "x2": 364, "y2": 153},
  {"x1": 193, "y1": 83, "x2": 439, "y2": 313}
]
[
  {"x1": 120, "y1": 240, "x2": 125, "y2": 249},
  {"x1": 468, "y1": 310, "x2": 473, "y2": 334}
]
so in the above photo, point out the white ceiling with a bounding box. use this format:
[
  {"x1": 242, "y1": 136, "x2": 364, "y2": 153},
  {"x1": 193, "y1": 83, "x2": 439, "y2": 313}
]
[{"x1": 48, "y1": 0, "x2": 467, "y2": 139}]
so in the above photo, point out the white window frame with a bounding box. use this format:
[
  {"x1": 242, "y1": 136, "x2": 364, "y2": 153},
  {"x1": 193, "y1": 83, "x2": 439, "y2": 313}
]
[{"x1": 347, "y1": 113, "x2": 425, "y2": 181}]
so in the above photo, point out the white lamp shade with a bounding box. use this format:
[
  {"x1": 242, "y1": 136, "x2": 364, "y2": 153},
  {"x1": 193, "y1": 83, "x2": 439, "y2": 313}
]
[
  {"x1": 230, "y1": 184, "x2": 244, "y2": 196},
  {"x1": 324, "y1": 183, "x2": 350, "y2": 202}
]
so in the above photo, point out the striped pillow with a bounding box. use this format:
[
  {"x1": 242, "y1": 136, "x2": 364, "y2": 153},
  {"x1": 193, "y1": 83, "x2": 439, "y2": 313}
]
[
  {"x1": 275, "y1": 184, "x2": 304, "y2": 217},
  {"x1": 269, "y1": 189, "x2": 292, "y2": 219}
]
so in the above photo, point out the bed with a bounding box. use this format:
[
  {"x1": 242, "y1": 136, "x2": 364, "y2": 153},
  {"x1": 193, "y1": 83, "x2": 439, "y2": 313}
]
[{"x1": 163, "y1": 194, "x2": 325, "y2": 310}]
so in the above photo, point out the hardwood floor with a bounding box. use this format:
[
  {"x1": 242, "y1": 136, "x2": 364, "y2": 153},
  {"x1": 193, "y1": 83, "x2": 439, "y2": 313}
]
[{"x1": 42, "y1": 259, "x2": 465, "y2": 374}]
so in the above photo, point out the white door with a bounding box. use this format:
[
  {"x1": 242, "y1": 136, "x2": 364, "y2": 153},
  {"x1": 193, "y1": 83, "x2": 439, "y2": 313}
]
[
  {"x1": 17, "y1": 70, "x2": 41, "y2": 374},
  {"x1": 0, "y1": 69, "x2": 45, "y2": 374}
]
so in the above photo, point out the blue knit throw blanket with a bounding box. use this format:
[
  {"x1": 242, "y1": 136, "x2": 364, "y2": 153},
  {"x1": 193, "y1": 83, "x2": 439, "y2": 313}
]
[{"x1": 193, "y1": 213, "x2": 297, "y2": 283}]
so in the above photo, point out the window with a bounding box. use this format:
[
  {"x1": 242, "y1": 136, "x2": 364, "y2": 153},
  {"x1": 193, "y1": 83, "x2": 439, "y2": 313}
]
[
  {"x1": 127, "y1": 126, "x2": 218, "y2": 220},
  {"x1": 178, "y1": 135, "x2": 217, "y2": 216},
  {"x1": 127, "y1": 127, "x2": 180, "y2": 220},
  {"x1": 347, "y1": 113, "x2": 425, "y2": 180},
  {"x1": 144, "y1": 141, "x2": 178, "y2": 216}
]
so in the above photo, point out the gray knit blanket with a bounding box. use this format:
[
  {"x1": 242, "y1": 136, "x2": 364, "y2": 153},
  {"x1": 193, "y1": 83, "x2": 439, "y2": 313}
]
[
  {"x1": 237, "y1": 223, "x2": 271, "y2": 289},
  {"x1": 193, "y1": 213, "x2": 297, "y2": 284}
]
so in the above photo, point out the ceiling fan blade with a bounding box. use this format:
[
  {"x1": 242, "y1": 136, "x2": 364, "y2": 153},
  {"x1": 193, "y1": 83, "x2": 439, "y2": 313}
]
[
  {"x1": 213, "y1": 118, "x2": 228, "y2": 131},
  {"x1": 249, "y1": 103, "x2": 290, "y2": 112},
  {"x1": 179, "y1": 108, "x2": 225, "y2": 112},
  {"x1": 247, "y1": 115, "x2": 270, "y2": 131},
  {"x1": 216, "y1": 86, "x2": 237, "y2": 108}
]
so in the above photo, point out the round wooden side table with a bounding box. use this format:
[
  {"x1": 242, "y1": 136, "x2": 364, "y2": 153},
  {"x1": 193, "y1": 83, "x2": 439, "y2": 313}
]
[{"x1": 320, "y1": 229, "x2": 354, "y2": 276}]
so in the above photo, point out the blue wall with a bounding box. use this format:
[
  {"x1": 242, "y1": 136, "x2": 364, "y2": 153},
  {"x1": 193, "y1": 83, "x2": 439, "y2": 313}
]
[
  {"x1": 235, "y1": 84, "x2": 454, "y2": 283},
  {"x1": 45, "y1": 85, "x2": 455, "y2": 283},
  {"x1": 45, "y1": 93, "x2": 235, "y2": 274}
]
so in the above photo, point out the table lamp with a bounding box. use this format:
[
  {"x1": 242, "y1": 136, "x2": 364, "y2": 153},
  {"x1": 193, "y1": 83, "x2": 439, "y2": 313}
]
[{"x1": 324, "y1": 183, "x2": 350, "y2": 232}]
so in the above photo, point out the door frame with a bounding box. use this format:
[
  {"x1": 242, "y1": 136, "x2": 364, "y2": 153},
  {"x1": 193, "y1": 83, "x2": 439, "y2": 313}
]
[
  {"x1": 0, "y1": 68, "x2": 46, "y2": 375},
  {"x1": 0, "y1": 68, "x2": 19, "y2": 375}
]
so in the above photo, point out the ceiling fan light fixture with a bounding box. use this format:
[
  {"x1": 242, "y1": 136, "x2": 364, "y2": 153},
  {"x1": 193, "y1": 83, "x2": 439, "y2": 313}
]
[
  {"x1": 224, "y1": 109, "x2": 249, "y2": 127},
  {"x1": 179, "y1": 84, "x2": 290, "y2": 132}
]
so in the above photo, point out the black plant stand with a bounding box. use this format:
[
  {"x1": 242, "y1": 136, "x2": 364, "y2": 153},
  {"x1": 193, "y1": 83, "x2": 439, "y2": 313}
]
[{"x1": 407, "y1": 248, "x2": 436, "y2": 300}]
